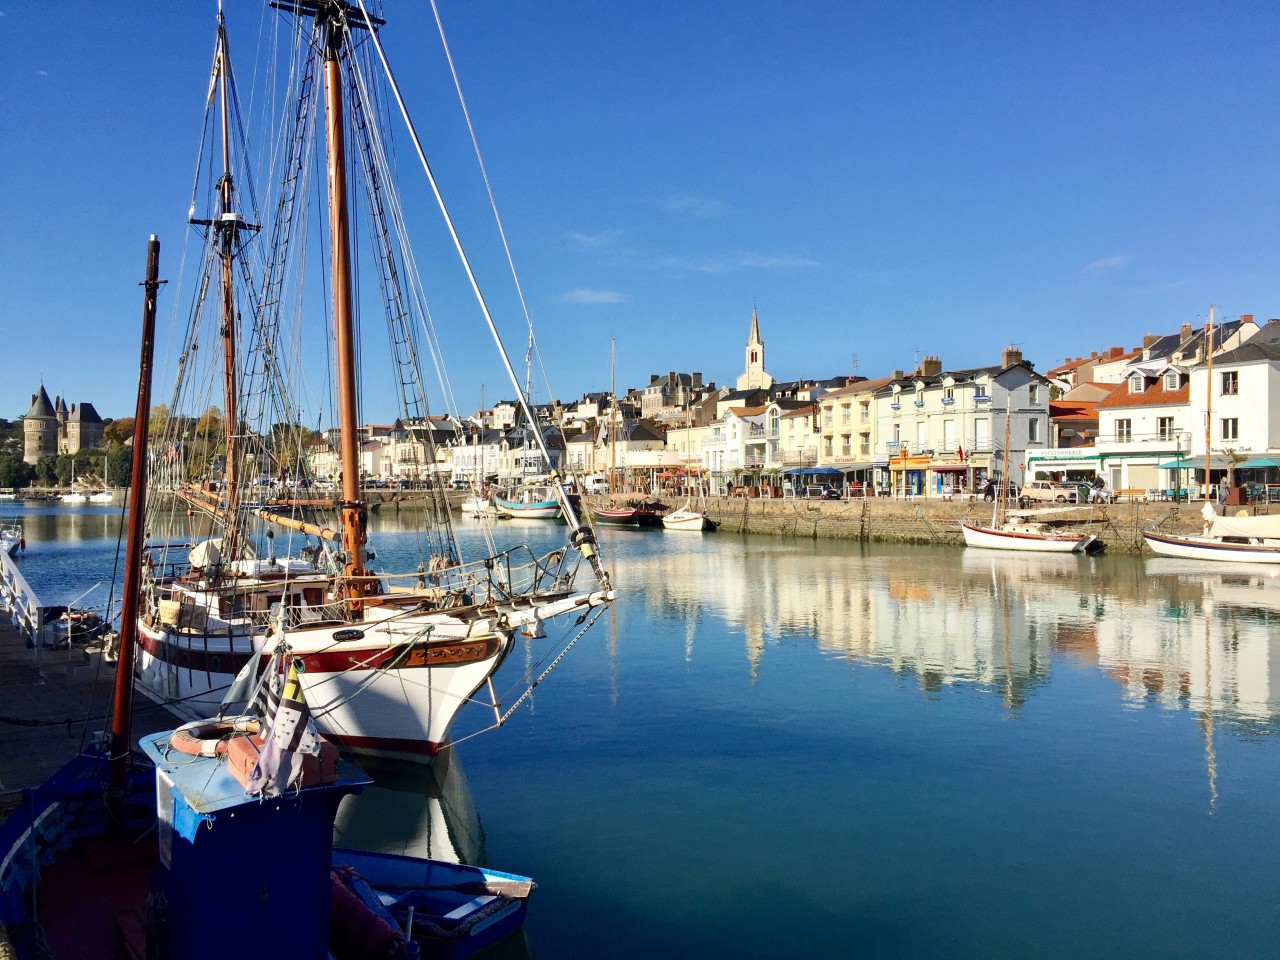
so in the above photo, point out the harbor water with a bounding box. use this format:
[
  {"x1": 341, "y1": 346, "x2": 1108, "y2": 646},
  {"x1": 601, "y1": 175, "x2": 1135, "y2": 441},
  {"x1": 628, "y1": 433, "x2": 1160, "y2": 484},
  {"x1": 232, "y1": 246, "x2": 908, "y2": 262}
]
[{"x1": 7, "y1": 502, "x2": 1280, "y2": 958}]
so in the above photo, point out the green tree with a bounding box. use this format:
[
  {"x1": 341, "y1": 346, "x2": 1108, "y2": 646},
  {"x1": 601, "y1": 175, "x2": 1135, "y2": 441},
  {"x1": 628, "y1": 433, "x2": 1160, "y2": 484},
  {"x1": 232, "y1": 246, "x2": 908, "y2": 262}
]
[
  {"x1": 34, "y1": 455, "x2": 58, "y2": 486},
  {"x1": 0, "y1": 453, "x2": 35, "y2": 489},
  {"x1": 106, "y1": 444, "x2": 132, "y2": 488}
]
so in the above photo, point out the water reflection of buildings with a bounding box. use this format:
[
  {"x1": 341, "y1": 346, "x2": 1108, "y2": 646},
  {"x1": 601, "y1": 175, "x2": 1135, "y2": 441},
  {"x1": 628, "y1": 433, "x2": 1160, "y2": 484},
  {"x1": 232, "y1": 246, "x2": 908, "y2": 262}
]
[{"x1": 619, "y1": 542, "x2": 1280, "y2": 727}]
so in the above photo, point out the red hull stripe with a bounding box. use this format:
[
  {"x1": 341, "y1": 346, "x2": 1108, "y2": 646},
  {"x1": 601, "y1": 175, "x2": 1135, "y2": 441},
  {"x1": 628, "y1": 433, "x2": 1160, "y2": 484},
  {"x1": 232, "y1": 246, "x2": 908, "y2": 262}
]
[{"x1": 327, "y1": 732, "x2": 441, "y2": 757}]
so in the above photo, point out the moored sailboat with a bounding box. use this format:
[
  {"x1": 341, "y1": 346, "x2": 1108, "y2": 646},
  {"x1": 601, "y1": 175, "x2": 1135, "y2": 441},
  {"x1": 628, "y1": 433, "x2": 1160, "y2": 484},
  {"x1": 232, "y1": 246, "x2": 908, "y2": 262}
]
[
  {"x1": 133, "y1": 1, "x2": 614, "y2": 763},
  {"x1": 960, "y1": 401, "x2": 1101, "y2": 553}
]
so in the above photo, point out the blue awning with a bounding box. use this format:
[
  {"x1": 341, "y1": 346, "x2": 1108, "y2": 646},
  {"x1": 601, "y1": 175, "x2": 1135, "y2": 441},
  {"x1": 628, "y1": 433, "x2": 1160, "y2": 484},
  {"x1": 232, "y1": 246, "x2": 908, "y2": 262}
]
[
  {"x1": 783, "y1": 467, "x2": 843, "y2": 476},
  {"x1": 1243, "y1": 456, "x2": 1280, "y2": 469}
]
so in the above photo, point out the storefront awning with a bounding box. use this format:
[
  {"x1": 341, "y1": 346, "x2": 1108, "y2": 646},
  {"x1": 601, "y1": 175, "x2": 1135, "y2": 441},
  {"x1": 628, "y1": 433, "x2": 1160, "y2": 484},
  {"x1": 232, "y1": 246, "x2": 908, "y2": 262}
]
[
  {"x1": 932, "y1": 464, "x2": 970, "y2": 472},
  {"x1": 1243, "y1": 456, "x2": 1280, "y2": 469},
  {"x1": 1157, "y1": 456, "x2": 1233, "y2": 469}
]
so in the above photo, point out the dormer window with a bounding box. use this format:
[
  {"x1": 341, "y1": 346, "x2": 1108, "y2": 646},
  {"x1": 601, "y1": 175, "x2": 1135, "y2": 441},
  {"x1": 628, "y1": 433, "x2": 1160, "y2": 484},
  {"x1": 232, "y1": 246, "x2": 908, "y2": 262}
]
[
  {"x1": 942, "y1": 387, "x2": 955, "y2": 404},
  {"x1": 1129, "y1": 374, "x2": 1145, "y2": 394},
  {"x1": 1163, "y1": 372, "x2": 1181, "y2": 391}
]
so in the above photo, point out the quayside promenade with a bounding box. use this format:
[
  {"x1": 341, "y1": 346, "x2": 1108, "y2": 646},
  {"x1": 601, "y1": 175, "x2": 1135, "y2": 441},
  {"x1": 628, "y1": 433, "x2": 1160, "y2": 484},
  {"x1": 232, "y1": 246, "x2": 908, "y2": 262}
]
[
  {"x1": 0, "y1": 619, "x2": 172, "y2": 816},
  {"x1": 368, "y1": 490, "x2": 1226, "y2": 554}
]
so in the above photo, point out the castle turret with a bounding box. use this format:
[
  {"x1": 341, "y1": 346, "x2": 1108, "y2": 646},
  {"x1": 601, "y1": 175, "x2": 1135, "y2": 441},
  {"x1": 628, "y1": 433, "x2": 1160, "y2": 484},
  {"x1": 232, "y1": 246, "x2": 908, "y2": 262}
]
[{"x1": 23, "y1": 386, "x2": 58, "y2": 464}]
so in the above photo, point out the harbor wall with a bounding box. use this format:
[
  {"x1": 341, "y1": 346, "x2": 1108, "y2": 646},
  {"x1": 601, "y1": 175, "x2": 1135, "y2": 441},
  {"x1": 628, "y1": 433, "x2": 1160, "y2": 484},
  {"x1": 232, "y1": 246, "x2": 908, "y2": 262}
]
[{"x1": 593, "y1": 494, "x2": 1235, "y2": 555}]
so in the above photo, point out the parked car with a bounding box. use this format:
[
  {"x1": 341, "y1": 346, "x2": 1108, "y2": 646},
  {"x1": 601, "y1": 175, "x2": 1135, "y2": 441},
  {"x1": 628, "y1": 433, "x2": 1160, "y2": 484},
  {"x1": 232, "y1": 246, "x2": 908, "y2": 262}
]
[
  {"x1": 982, "y1": 480, "x2": 1019, "y2": 502},
  {"x1": 1021, "y1": 480, "x2": 1080, "y2": 504}
]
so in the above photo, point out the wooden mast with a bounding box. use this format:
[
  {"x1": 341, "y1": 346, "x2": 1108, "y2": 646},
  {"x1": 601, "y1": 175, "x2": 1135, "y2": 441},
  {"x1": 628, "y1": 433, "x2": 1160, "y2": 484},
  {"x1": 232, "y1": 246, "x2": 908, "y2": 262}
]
[
  {"x1": 107, "y1": 236, "x2": 163, "y2": 826},
  {"x1": 1204, "y1": 306, "x2": 1215, "y2": 502},
  {"x1": 321, "y1": 7, "x2": 369, "y2": 609},
  {"x1": 215, "y1": 14, "x2": 242, "y2": 559}
]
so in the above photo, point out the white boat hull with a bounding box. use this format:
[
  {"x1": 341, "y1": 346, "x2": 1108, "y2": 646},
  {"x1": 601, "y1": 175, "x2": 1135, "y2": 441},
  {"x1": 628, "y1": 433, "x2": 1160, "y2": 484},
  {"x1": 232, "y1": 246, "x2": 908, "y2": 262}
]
[
  {"x1": 961, "y1": 522, "x2": 1095, "y2": 553},
  {"x1": 1142, "y1": 530, "x2": 1280, "y2": 564},
  {"x1": 494, "y1": 499, "x2": 560, "y2": 519},
  {"x1": 133, "y1": 587, "x2": 613, "y2": 762},
  {"x1": 662, "y1": 508, "x2": 710, "y2": 531}
]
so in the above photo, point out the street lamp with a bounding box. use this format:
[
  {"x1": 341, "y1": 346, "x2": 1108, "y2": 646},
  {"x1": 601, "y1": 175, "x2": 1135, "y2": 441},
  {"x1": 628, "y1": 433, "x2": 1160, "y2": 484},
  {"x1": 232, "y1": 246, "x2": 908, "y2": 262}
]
[{"x1": 1175, "y1": 431, "x2": 1185, "y2": 503}]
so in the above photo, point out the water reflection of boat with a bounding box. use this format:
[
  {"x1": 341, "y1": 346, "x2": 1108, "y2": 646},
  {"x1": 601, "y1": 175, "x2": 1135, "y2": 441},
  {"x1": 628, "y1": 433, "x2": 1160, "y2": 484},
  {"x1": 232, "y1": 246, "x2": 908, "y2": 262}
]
[
  {"x1": 333, "y1": 748, "x2": 485, "y2": 866},
  {"x1": 959, "y1": 549, "x2": 1084, "y2": 582}
]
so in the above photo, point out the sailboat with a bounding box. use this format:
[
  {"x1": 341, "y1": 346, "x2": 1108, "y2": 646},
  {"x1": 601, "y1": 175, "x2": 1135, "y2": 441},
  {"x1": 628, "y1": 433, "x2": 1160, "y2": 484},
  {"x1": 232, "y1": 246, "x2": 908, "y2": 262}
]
[
  {"x1": 0, "y1": 235, "x2": 537, "y2": 960},
  {"x1": 59, "y1": 458, "x2": 88, "y2": 503},
  {"x1": 133, "y1": 2, "x2": 614, "y2": 762},
  {"x1": 90, "y1": 459, "x2": 116, "y2": 503},
  {"x1": 1142, "y1": 307, "x2": 1280, "y2": 563},
  {"x1": 960, "y1": 400, "x2": 1100, "y2": 553}
]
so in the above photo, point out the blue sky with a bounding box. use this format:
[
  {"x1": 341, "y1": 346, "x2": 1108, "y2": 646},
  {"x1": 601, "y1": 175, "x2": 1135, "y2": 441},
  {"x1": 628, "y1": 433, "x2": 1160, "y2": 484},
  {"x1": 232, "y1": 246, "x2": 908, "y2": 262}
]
[{"x1": 3, "y1": 1, "x2": 1279, "y2": 424}]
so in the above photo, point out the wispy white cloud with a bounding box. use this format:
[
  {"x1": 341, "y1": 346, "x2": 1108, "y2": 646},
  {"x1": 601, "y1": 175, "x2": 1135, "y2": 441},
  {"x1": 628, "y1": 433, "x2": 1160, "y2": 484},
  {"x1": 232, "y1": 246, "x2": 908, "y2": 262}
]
[
  {"x1": 663, "y1": 195, "x2": 733, "y2": 219},
  {"x1": 38, "y1": 70, "x2": 47, "y2": 77},
  {"x1": 659, "y1": 254, "x2": 732, "y2": 273},
  {"x1": 1083, "y1": 253, "x2": 1130, "y2": 275},
  {"x1": 565, "y1": 229, "x2": 627, "y2": 251},
  {"x1": 741, "y1": 252, "x2": 820, "y2": 270},
  {"x1": 559, "y1": 288, "x2": 629, "y2": 305}
]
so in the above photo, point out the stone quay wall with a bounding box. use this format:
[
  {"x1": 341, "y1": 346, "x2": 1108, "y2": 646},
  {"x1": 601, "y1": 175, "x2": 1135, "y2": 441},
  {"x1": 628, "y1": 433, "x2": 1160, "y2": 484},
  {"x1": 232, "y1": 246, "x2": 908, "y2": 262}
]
[{"x1": 597, "y1": 494, "x2": 1240, "y2": 555}]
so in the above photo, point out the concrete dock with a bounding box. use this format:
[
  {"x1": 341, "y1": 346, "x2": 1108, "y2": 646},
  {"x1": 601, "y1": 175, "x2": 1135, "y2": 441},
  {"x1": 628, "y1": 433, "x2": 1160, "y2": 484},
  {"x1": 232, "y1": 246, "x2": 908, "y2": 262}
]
[{"x1": 0, "y1": 617, "x2": 173, "y2": 819}]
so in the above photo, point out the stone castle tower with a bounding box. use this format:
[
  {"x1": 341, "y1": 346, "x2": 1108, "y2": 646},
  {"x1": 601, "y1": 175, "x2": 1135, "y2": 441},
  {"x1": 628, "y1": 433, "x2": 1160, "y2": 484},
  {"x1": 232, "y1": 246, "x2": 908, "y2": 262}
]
[
  {"x1": 735, "y1": 306, "x2": 774, "y2": 392},
  {"x1": 23, "y1": 384, "x2": 105, "y2": 464},
  {"x1": 23, "y1": 386, "x2": 58, "y2": 464}
]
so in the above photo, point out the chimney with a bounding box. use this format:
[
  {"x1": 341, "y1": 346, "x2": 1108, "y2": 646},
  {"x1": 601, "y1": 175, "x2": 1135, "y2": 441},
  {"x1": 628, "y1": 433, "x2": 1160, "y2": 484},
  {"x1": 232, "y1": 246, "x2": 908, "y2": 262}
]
[
  {"x1": 1142, "y1": 333, "x2": 1160, "y2": 349},
  {"x1": 692, "y1": 372, "x2": 703, "y2": 389},
  {"x1": 892, "y1": 369, "x2": 904, "y2": 380},
  {"x1": 1001, "y1": 345, "x2": 1023, "y2": 368},
  {"x1": 649, "y1": 373, "x2": 659, "y2": 384},
  {"x1": 920, "y1": 355, "x2": 943, "y2": 377},
  {"x1": 1180, "y1": 323, "x2": 1193, "y2": 341},
  {"x1": 1109, "y1": 346, "x2": 1123, "y2": 358},
  {"x1": 1241, "y1": 314, "x2": 1254, "y2": 326},
  {"x1": 668, "y1": 371, "x2": 676, "y2": 387}
]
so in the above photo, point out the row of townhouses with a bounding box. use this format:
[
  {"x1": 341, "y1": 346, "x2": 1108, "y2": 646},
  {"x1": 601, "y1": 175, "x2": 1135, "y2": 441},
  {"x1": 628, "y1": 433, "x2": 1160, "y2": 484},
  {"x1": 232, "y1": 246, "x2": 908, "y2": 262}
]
[{"x1": 304, "y1": 308, "x2": 1280, "y2": 499}]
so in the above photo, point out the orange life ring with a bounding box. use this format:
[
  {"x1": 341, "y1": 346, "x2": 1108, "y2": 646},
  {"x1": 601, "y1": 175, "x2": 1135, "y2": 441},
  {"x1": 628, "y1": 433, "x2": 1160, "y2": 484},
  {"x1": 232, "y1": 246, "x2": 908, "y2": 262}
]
[{"x1": 167, "y1": 717, "x2": 259, "y2": 758}]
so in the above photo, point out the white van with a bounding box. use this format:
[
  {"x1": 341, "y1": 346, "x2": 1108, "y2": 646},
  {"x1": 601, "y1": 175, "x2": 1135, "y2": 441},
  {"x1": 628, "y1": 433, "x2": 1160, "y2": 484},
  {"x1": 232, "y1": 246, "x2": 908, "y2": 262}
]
[{"x1": 582, "y1": 474, "x2": 609, "y2": 494}]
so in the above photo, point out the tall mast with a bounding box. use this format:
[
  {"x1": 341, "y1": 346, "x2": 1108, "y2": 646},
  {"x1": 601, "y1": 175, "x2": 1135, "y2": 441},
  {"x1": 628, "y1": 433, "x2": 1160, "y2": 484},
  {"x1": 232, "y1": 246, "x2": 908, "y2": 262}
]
[
  {"x1": 108, "y1": 236, "x2": 163, "y2": 827},
  {"x1": 189, "y1": 11, "x2": 259, "y2": 558},
  {"x1": 610, "y1": 337, "x2": 617, "y2": 493},
  {"x1": 1204, "y1": 305, "x2": 1215, "y2": 501},
  {"x1": 215, "y1": 15, "x2": 242, "y2": 553},
  {"x1": 319, "y1": 5, "x2": 369, "y2": 607}
]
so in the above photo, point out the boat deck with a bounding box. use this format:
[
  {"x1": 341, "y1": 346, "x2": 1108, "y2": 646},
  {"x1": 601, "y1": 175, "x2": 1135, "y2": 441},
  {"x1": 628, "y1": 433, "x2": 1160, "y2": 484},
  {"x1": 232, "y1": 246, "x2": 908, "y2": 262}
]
[{"x1": 0, "y1": 617, "x2": 174, "y2": 819}]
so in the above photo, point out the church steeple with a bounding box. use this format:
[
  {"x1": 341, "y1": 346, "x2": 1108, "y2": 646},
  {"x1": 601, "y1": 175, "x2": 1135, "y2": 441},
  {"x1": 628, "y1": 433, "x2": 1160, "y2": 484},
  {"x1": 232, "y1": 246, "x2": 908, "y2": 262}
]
[{"x1": 736, "y1": 303, "x2": 773, "y2": 392}]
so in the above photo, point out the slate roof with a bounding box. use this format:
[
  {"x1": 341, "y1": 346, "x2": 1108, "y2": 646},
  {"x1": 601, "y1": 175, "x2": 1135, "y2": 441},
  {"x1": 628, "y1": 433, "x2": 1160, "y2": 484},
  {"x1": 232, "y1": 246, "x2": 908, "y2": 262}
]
[
  {"x1": 67, "y1": 402, "x2": 103, "y2": 424},
  {"x1": 26, "y1": 386, "x2": 55, "y2": 419},
  {"x1": 1210, "y1": 320, "x2": 1280, "y2": 365}
]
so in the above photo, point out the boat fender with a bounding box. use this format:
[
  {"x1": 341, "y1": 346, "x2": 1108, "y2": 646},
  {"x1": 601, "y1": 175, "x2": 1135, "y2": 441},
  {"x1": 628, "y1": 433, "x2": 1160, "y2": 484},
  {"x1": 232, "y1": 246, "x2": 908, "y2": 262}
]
[{"x1": 168, "y1": 717, "x2": 259, "y2": 758}]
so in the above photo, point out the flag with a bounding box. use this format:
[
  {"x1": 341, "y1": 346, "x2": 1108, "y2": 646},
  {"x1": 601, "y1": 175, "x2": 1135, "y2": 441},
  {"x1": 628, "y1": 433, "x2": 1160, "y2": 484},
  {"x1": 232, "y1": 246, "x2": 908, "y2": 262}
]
[
  {"x1": 957, "y1": 445, "x2": 965, "y2": 461},
  {"x1": 247, "y1": 656, "x2": 320, "y2": 799}
]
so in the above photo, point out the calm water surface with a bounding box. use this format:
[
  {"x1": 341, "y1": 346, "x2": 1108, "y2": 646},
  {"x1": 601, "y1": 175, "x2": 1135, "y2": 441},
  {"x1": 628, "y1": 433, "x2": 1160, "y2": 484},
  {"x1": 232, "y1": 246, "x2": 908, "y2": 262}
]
[{"x1": 8, "y1": 503, "x2": 1280, "y2": 958}]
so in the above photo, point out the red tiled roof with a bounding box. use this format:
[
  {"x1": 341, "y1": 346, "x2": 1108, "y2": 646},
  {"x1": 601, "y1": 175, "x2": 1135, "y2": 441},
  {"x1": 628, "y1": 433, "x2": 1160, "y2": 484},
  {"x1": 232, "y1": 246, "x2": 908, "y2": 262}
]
[
  {"x1": 1096, "y1": 379, "x2": 1188, "y2": 409},
  {"x1": 1049, "y1": 400, "x2": 1098, "y2": 422}
]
